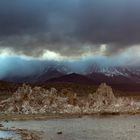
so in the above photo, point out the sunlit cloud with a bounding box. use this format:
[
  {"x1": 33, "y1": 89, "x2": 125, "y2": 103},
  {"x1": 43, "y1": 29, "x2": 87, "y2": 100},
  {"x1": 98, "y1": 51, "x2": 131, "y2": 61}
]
[{"x1": 41, "y1": 50, "x2": 65, "y2": 61}]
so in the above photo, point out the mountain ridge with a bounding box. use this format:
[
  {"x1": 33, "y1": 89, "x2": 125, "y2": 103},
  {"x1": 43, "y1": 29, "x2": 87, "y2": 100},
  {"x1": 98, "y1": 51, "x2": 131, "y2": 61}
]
[{"x1": 2, "y1": 65, "x2": 140, "y2": 84}]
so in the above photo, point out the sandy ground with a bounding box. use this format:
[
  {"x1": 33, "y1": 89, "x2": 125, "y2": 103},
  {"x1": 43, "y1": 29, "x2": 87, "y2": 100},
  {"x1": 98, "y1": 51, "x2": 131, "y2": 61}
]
[{"x1": 1, "y1": 115, "x2": 140, "y2": 140}]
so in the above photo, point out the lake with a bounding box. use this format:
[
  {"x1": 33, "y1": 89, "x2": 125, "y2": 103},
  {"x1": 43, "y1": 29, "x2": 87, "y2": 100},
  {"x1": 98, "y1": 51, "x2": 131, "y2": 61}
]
[{"x1": 2, "y1": 115, "x2": 140, "y2": 140}]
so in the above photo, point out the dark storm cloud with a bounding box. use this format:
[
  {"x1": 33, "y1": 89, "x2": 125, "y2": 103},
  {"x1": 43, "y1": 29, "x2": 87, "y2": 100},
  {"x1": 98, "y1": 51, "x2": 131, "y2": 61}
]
[{"x1": 0, "y1": 0, "x2": 140, "y2": 56}]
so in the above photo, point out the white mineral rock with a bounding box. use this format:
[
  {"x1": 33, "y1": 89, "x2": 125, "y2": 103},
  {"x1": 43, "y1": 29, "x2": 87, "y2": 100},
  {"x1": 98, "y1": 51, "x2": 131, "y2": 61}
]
[{"x1": 0, "y1": 83, "x2": 138, "y2": 114}]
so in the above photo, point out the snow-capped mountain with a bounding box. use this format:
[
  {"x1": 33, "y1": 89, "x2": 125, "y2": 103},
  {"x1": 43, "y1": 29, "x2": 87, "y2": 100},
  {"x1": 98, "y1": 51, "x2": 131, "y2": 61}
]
[
  {"x1": 87, "y1": 63, "x2": 140, "y2": 77},
  {"x1": 33, "y1": 64, "x2": 140, "y2": 84},
  {"x1": 2, "y1": 62, "x2": 140, "y2": 84},
  {"x1": 2, "y1": 63, "x2": 69, "y2": 83},
  {"x1": 86, "y1": 63, "x2": 140, "y2": 84}
]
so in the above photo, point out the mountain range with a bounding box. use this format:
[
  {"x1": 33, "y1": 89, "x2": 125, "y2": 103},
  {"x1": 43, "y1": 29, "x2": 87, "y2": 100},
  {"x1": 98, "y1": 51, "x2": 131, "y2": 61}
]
[{"x1": 2, "y1": 64, "x2": 140, "y2": 85}]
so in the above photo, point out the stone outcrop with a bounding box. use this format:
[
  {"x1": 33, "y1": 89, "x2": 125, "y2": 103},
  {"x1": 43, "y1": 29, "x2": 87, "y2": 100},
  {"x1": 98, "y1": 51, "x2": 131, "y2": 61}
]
[
  {"x1": 17, "y1": 129, "x2": 41, "y2": 140},
  {"x1": 0, "y1": 84, "x2": 78, "y2": 114},
  {"x1": 87, "y1": 83, "x2": 137, "y2": 113},
  {"x1": 0, "y1": 83, "x2": 139, "y2": 115},
  {"x1": 89, "y1": 83, "x2": 116, "y2": 106}
]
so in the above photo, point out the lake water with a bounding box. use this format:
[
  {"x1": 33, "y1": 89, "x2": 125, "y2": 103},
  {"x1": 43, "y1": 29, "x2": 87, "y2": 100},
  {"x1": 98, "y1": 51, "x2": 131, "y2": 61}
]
[
  {"x1": 2, "y1": 115, "x2": 140, "y2": 140},
  {"x1": 0, "y1": 130, "x2": 16, "y2": 139}
]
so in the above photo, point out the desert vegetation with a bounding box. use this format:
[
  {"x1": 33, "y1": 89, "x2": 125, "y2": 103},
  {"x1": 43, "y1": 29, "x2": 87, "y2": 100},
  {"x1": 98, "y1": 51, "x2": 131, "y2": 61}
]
[{"x1": 0, "y1": 83, "x2": 139, "y2": 115}]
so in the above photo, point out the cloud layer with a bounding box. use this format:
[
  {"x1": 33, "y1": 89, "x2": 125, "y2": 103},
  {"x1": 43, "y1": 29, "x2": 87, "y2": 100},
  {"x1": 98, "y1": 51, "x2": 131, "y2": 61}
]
[{"x1": 0, "y1": 0, "x2": 140, "y2": 58}]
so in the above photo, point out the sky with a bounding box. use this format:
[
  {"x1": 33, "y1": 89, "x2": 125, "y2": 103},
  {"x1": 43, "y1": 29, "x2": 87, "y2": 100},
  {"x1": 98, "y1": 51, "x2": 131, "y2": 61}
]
[{"x1": 0, "y1": 0, "x2": 140, "y2": 77}]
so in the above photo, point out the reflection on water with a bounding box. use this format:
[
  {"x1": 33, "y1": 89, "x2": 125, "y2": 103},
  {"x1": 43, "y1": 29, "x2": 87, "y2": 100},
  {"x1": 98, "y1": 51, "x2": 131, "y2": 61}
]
[
  {"x1": 0, "y1": 130, "x2": 21, "y2": 139},
  {"x1": 0, "y1": 130, "x2": 15, "y2": 138}
]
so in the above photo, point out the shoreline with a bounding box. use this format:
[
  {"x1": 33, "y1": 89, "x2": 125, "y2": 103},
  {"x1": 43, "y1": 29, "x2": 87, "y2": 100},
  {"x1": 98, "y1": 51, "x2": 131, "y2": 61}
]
[{"x1": 1, "y1": 112, "x2": 140, "y2": 121}]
